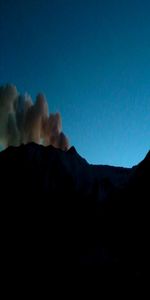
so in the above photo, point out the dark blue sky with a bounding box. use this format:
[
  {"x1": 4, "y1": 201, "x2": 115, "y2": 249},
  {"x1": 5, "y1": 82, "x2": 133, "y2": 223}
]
[{"x1": 0, "y1": 0, "x2": 149, "y2": 166}]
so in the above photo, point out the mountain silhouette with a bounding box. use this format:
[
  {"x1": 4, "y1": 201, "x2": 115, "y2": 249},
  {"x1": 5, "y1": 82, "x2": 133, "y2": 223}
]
[{"x1": 0, "y1": 143, "x2": 149, "y2": 292}]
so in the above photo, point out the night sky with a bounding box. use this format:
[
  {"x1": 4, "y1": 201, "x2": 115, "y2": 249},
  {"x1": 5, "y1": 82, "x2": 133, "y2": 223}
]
[{"x1": 0, "y1": 0, "x2": 149, "y2": 166}]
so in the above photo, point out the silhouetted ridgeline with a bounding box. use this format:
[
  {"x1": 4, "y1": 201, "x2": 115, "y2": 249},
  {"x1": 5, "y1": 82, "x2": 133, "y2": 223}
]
[{"x1": 0, "y1": 143, "x2": 149, "y2": 292}]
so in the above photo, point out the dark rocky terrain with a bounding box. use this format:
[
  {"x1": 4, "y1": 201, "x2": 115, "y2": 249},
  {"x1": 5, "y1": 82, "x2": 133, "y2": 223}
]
[{"x1": 0, "y1": 143, "x2": 149, "y2": 293}]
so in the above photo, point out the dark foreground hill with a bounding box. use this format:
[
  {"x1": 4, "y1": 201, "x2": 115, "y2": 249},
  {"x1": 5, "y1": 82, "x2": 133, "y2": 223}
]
[{"x1": 0, "y1": 143, "x2": 149, "y2": 293}]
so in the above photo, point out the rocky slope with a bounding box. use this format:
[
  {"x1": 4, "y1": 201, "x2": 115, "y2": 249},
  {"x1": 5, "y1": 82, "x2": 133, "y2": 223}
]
[{"x1": 0, "y1": 143, "x2": 149, "y2": 290}]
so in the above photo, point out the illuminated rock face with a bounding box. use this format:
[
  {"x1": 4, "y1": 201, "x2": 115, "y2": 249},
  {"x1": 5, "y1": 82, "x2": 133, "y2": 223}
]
[{"x1": 0, "y1": 143, "x2": 149, "y2": 287}]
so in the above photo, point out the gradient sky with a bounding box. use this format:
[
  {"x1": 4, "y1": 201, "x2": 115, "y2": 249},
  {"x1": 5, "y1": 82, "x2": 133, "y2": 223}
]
[{"x1": 0, "y1": 0, "x2": 149, "y2": 167}]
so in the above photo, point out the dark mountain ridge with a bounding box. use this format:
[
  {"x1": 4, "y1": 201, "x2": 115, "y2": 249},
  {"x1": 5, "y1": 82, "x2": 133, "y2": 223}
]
[{"x1": 0, "y1": 143, "x2": 149, "y2": 291}]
